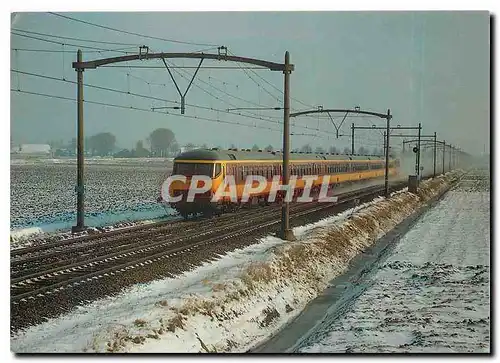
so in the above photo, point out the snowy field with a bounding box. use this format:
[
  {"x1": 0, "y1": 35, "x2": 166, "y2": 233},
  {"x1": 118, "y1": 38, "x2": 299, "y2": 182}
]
[
  {"x1": 298, "y1": 169, "x2": 490, "y2": 353},
  {"x1": 10, "y1": 159, "x2": 174, "y2": 232}
]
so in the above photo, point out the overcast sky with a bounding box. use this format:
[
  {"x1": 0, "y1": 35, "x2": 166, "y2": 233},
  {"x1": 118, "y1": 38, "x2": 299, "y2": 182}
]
[{"x1": 10, "y1": 11, "x2": 490, "y2": 155}]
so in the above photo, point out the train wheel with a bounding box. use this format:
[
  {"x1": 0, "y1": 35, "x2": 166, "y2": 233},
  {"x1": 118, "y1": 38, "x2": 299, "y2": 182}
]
[{"x1": 251, "y1": 196, "x2": 259, "y2": 207}]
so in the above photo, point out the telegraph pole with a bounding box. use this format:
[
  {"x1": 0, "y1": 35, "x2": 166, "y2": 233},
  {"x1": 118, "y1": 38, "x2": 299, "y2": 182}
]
[
  {"x1": 351, "y1": 123, "x2": 355, "y2": 154},
  {"x1": 442, "y1": 140, "x2": 446, "y2": 174},
  {"x1": 73, "y1": 49, "x2": 85, "y2": 233},
  {"x1": 433, "y1": 131, "x2": 437, "y2": 177},
  {"x1": 384, "y1": 109, "x2": 391, "y2": 198},
  {"x1": 449, "y1": 144, "x2": 452, "y2": 171},
  {"x1": 416, "y1": 123, "x2": 421, "y2": 179},
  {"x1": 281, "y1": 51, "x2": 294, "y2": 241}
]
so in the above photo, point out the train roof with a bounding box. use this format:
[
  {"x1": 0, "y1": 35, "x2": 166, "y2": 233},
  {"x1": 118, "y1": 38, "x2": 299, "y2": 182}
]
[{"x1": 174, "y1": 148, "x2": 389, "y2": 162}]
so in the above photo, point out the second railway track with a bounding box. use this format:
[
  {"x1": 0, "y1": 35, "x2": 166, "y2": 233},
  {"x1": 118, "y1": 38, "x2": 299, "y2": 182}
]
[{"x1": 11, "y1": 181, "x2": 408, "y2": 305}]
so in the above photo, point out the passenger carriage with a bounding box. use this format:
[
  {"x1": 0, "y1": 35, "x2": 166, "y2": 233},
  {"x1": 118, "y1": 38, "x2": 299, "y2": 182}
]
[{"x1": 164, "y1": 148, "x2": 399, "y2": 218}]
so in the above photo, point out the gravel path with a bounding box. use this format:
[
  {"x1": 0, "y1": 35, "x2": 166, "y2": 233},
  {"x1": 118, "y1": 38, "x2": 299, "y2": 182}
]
[{"x1": 297, "y1": 169, "x2": 490, "y2": 353}]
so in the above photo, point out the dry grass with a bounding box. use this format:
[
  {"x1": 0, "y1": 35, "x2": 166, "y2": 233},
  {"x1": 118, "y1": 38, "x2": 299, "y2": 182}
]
[
  {"x1": 241, "y1": 262, "x2": 275, "y2": 290},
  {"x1": 103, "y1": 325, "x2": 130, "y2": 353},
  {"x1": 211, "y1": 282, "x2": 227, "y2": 292},
  {"x1": 165, "y1": 313, "x2": 185, "y2": 333},
  {"x1": 260, "y1": 306, "x2": 281, "y2": 328},
  {"x1": 133, "y1": 319, "x2": 147, "y2": 327}
]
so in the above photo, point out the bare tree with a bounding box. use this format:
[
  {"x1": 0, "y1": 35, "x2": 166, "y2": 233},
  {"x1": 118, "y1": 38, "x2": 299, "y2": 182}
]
[
  {"x1": 358, "y1": 146, "x2": 368, "y2": 155},
  {"x1": 328, "y1": 146, "x2": 338, "y2": 154},
  {"x1": 300, "y1": 144, "x2": 313, "y2": 153},
  {"x1": 315, "y1": 146, "x2": 325, "y2": 153}
]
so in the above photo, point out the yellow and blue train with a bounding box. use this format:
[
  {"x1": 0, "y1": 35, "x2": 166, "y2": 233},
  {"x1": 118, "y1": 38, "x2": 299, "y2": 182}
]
[{"x1": 166, "y1": 148, "x2": 400, "y2": 218}]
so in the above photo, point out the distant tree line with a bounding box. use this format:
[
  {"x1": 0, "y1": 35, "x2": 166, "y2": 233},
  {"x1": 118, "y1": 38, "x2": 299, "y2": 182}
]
[
  {"x1": 49, "y1": 128, "x2": 179, "y2": 158},
  {"x1": 48, "y1": 131, "x2": 385, "y2": 158}
]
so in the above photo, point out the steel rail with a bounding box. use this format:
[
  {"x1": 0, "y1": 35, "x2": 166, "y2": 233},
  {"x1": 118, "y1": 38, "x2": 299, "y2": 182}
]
[
  {"x1": 11, "y1": 203, "x2": 280, "y2": 260},
  {"x1": 11, "y1": 205, "x2": 286, "y2": 278},
  {"x1": 11, "y1": 204, "x2": 286, "y2": 284},
  {"x1": 11, "y1": 182, "x2": 405, "y2": 304}
]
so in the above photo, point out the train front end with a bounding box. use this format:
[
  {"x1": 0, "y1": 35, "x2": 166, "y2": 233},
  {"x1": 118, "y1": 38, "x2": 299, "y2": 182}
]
[{"x1": 164, "y1": 149, "x2": 223, "y2": 218}]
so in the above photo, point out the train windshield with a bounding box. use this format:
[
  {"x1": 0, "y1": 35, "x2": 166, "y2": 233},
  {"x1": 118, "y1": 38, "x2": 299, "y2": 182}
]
[{"x1": 174, "y1": 162, "x2": 214, "y2": 177}]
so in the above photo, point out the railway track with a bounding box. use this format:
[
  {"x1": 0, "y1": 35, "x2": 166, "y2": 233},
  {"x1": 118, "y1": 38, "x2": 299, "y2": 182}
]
[
  {"x1": 11, "y1": 179, "x2": 398, "y2": 271},
  {"x1": 11, "y1": 181, "x2": 409, "y2": 305},
  {"x1": 10, "y1": 205, "x2": 282, "y2": 277}
]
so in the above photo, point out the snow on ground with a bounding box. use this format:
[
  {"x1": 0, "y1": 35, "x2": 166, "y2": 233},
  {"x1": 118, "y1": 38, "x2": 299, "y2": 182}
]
[
  {"x1": 298, "y1": 170, "x2": 490, "y2": 353},
  {"x1": 10, "y1": 157, "x2": 174, "y2": 166},
  {"x1": 9, "y1": 219, "x2": 161, "y2": 251},
  {"x1": 10, "y1": 196, "x2": 381, "y2": 353},
  {"x1": 10, "y1": 162, "x2": 173, "y2": 231},
  {"x1": 11, "y1": 173, "x2": 456, "y2": 353}
]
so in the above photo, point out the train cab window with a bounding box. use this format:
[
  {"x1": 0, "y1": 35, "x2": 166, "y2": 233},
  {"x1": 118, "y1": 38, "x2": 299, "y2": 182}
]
[
  {"x1": 214, "y1": 163, "x2": 222, "y2": 177},
  {"x1": 174, "y1": 163, "x2": 214, "y2": 177}
]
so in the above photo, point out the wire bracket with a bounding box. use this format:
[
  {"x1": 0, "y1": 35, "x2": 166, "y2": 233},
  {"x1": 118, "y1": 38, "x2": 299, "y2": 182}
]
[
  {"x1": 139, "y1": 45, "x2": 149, "y2": 60},
  {"x1": 161, "y1": 57, "x2": 203, "y2": 114},
  {"x1": 217, "y1": 45, "x2": 228, "y2": 60}
]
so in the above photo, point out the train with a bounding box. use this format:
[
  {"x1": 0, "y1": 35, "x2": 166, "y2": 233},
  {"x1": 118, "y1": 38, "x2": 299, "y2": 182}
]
[{"x1": 164, "y1": 148, "x2": 400, "y2": 218}]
